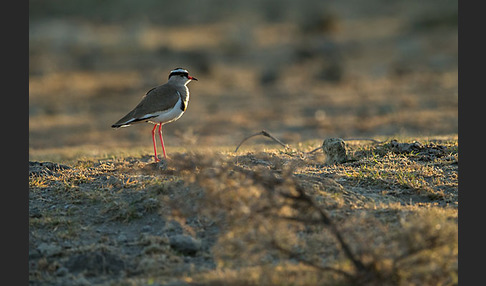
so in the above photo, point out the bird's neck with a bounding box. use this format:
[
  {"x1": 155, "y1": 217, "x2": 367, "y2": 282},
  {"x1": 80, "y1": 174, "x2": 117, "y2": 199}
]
[{"x1": 178, "y1": 85, "x2": 190, "y2": 103}]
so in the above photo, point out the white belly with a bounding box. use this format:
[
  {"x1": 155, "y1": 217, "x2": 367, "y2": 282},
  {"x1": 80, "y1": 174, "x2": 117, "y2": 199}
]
[{"x1": 147, "y1": 97, "x2": 186, "y2": 125}]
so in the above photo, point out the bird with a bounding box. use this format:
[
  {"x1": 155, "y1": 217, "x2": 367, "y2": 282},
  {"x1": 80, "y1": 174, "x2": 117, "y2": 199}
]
[{"x1": 111, "y1": 68, "x2": 197, "y2": 162}]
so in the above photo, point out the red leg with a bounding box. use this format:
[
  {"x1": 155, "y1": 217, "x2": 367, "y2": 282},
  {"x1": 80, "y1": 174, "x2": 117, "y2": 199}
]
[
  {"x1": 158, "y1": 123, "x2": 167, "y2": 158},
  {"x1": 151, "y1": 124, "x2": 159, "y2": 162}
]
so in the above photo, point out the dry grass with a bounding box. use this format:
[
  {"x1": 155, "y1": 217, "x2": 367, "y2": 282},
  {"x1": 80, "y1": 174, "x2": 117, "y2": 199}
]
[
  {"x1": 29, "y1": 137, "x2": 457, "y2": 285},
  {"x1": 29, "y1": 0, "x2": 457, "y2": 153},
  {"x1": 30, "y1": 1, "x2": 457, "y2": 284}
]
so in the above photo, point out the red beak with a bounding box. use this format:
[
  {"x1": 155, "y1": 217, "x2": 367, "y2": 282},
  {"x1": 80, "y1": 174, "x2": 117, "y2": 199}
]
[{"x1": 188, "y1": 75, "x2": 198, "y2": 81}]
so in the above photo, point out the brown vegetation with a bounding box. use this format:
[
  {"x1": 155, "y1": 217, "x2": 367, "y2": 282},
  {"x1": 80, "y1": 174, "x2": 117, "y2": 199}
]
[
  {"x1": 29, "y1": 138, "x2": 457, "y2": 285},
  {"x1": 30, "y1": 0, "x2": 457, "y2": 284}
]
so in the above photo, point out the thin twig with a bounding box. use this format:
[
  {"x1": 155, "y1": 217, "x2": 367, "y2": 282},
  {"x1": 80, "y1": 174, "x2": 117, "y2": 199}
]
[
  {"x1": 344, "y1": 138, "x2": 388, "y2": 144},
  {"x1": 271, "y1": 239, "x2": 355, "y2": 280},
  {"x1": 233, "y1": 165, "x2": 368, "y2": 274},
  {"x1": 291, "y1": 183, "x2": 368, "y2": 273},
  {"x1": 234, "y1": 130, "x2": 288, "y2": 153},
  {"x1": 277, "y1": 215, "x2": 326, "y2": 225},
  {"x1": 306, "y1": 138, "x2": 388, "y2": 155},
  {"x1": 392, "y1": 237, "x2": 449, "y2": 270},
  {"x1": 234, "y1": 129, "x2": 387, "y2": 155},
  {"x1": 307, "y1": 146, "x2": 323, "y2": 154}
]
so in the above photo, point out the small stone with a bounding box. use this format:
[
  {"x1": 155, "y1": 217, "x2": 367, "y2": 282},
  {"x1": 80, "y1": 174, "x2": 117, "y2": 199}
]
[
  {"x1": 390, "y1": 139, "x2": 423, "y2": 153},
  {"x1": 322, "y1": 138, "x2": 347, "y2": 165},
  {"x1": 30, "y1": 207, "x2": 42, "y2": 218},
  {"x1": 144, "y1": 160, "x2": 168, "y2": 171},
  {"x1": 65, "y1": 251, "x2": 125, "y2": 276},
  {"x1": 37, "y1": 243, "x2": 62, "y2": 257},
  {"x1": 169, "y1": 235, "x2": 201, "y2": 256}
]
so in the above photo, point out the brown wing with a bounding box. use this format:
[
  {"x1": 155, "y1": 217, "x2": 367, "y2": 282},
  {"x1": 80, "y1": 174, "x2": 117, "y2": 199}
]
[{"x1": 111, "y1": 84, "x2": 180, "y2": 128}]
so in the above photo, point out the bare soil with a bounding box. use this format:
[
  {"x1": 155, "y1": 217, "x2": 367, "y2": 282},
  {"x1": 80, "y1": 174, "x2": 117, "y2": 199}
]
[{"x1": 29, "y1": 138, "x2": 457, "y2": 285}]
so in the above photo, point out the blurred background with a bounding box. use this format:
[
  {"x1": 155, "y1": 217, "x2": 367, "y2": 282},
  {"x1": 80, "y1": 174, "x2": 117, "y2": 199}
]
[{"x1": 29, "y1": 0, "x2": 458, "y2": 158}]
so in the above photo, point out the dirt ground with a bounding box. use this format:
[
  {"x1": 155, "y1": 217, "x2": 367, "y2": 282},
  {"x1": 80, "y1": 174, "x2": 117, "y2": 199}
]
[
  {"x1": 29, "y1": 0, "x2": 457, "y2": 285},
  {"x1": 29, "y1": 137, "x2": 457, "y2": 285},
  {"x1": 29, "y1": 0, "x2": 457, "y2": 154}
]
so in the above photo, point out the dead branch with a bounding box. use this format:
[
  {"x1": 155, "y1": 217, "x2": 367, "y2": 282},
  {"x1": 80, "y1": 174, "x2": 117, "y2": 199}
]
[
  {"x1": 270, "y1": 239, "x2": 355, "y2": 280},
  {"x1": 307, "y1": 146, "x2": 323, "y2": 154},
  {"x1": 232, "y1": 165, "x2": 369, "y2": 275},
  {"x1": 343, "y1": 138, "x2": 388, "y2": 144},
  {"x1": 290, "y1": 182, "x2": 368, "y2": 273},
  {"x1": 234, "y1": 130, "x2": 288, "y2": 153},
  {"x1": 234, "y1": 129, "x2": 387, "y2": 157}
]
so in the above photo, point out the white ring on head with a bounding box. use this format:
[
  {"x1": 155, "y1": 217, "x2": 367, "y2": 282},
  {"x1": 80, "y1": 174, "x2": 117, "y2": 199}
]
[{"x1": 170, "y1": 68, "x2": 189, "y2": 74}]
